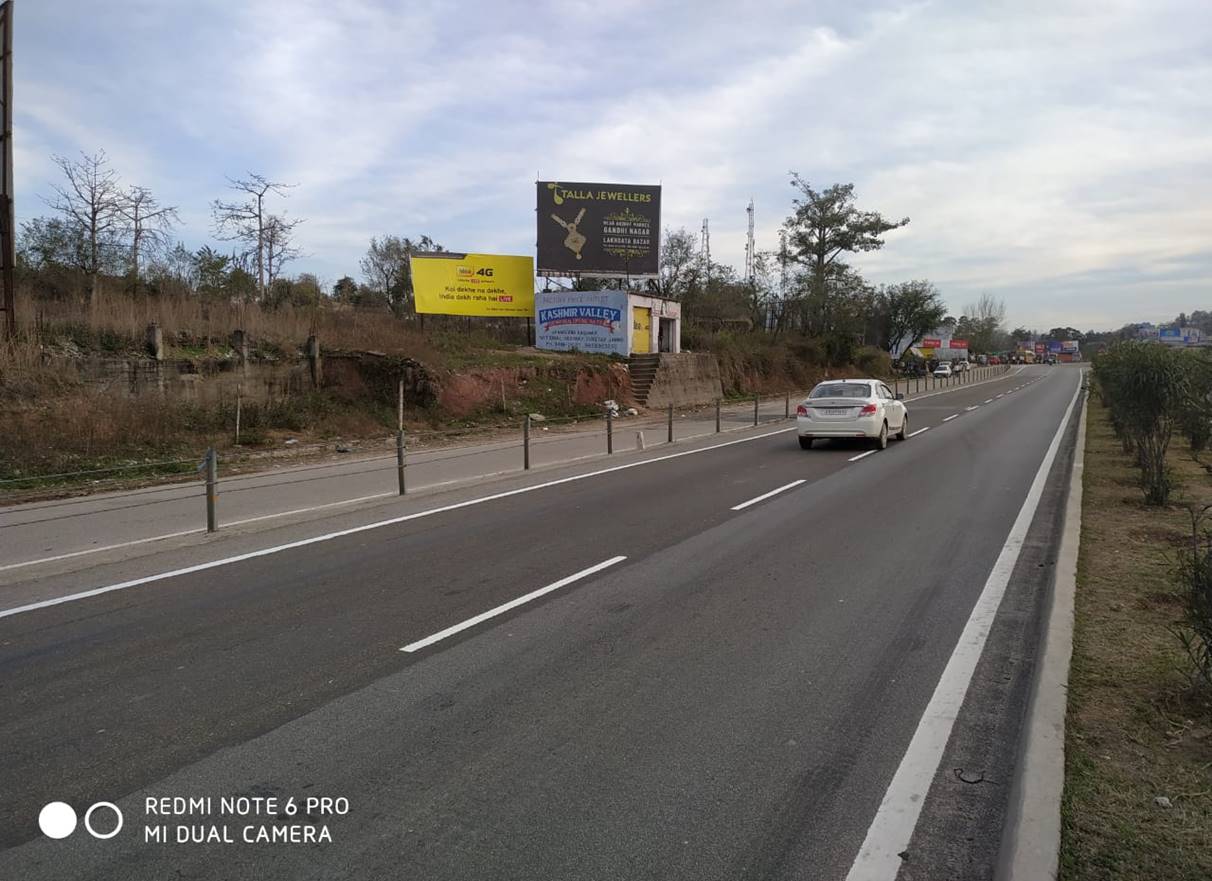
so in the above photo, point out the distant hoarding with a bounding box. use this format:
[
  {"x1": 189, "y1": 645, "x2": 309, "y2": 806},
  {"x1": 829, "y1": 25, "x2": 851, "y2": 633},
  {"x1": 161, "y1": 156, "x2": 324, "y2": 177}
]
[
  {"x1": 410, "y1": 253, "x2": 535, "y2": 317},
  {"x1": 920, "y1": 338, "x2": 941, "y2": 349},
  {"x1": 1061, "y1": 340, "x2": 1080, "y2": 353},
  {"x1": 1035, "y1": 343, "x2": 1047, "y2": 355},
  {"x1": 1159, "y1": 327, "x2": 1182, "y2": 339},
  {"x1": 949, "y1": 338, "x2": 968, "y2": 349},
  {"x1": 536, "y1": 181, "x2": 661, "y2": 278},
  {"x1": 535, "y1": 290, "x2": 629, "y2": 356},
  {"x1": 1047, "y1": 340, "x2": 1063, "y2": 353}
]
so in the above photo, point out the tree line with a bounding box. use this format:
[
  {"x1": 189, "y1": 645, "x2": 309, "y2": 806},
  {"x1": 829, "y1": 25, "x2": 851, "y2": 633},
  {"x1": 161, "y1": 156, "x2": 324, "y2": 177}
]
[{"x1": 19, "y1": 152, "x2": 1013, "y2": 359}]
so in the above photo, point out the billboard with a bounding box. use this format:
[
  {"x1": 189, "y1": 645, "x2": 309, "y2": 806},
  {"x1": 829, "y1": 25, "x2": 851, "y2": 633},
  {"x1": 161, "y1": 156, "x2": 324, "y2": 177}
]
[
  {"x1": 1159, "y1": 327, "x2": 1183, "y2": 340},
  {"x1": 1035, "y1": 342, "x2": 1047, "y2": 355},
  {"x1": 536, "y1": 181, "x2": 661, "y2": 277},
  {"x1": 534, "y1": 290, "x2": 629, "y2": 356},
  {"x1": 949, "y1": 338, "x2": 968, "y2": 349},
  {"x1": 920, "y1": 338, "x2": 941, "y2": 348},
  {"x1": 410, "y1": 253, "x2": 535, "y2": 317},
  {"x1": 1047, "y1": 340, "x2": 1063, "y2": 353},
  {"x1": 1061, "y1": 340, "x2": 1080, "y2": 353}
]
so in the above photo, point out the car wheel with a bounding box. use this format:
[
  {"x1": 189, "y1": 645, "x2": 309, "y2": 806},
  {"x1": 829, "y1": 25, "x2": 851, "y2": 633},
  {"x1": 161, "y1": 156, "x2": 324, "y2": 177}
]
[
  {"x1": 799, "y1": 436, "x2": 813, "y2": 450},
  {"x1": 875, "y1": 422, "x2": 888, "y2": 450},
  {"x1": 896, "y1": 415, "x2": 908, "y2": 441}
]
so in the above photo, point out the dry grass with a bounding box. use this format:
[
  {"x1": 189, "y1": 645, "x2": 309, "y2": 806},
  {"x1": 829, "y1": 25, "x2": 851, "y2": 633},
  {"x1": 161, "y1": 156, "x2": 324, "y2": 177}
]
[
  {"x1": 1060, "y1": 396, "x2": 1212, "y2": 880},
  {"x1": 15, "y1": 287, "x2": 449, "y2": 362}
]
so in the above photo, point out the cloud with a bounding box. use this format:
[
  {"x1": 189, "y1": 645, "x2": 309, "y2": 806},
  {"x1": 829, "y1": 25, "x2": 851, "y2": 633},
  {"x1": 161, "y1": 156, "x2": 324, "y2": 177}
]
[{"x1": 14, "y1": 0, "x2": 1212, "y2": 329}]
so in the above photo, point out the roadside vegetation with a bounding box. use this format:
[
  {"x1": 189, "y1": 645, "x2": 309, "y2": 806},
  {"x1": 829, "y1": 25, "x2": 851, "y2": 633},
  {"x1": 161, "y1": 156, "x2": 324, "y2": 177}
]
[
  {"x1": 1061, "y1": 346, "x2": 1212, "y2": 880},
  {"x1": 5, "y1": 150, "x2": 1004, "y2": 491}
]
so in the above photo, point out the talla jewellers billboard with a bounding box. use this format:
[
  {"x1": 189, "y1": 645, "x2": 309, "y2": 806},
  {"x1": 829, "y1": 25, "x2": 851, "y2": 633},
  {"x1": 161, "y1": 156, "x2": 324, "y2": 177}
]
[{"x1": 536, "y1": 181, "x2": 661, "y2": 278}]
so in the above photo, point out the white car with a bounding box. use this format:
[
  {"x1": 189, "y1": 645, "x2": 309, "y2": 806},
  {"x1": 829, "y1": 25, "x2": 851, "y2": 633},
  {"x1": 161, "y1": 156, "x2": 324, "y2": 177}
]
[
  {"x1": 795, "y1": 379, "x2": 909, "y2": 450},
  {"x1": 933, "y1": 362, "x2": 953, "y2": 378},
  {"x1": 953, "y1": 360, "x2": 969, "y2": 372}
]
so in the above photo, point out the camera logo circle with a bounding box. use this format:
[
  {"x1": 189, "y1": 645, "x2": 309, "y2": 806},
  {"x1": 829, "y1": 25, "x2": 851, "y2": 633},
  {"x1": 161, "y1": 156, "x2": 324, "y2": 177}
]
[
  {"x1": 38, "y1": 802, "x2": 77, "y2": 839},
  {"x1": 84, "y1": 802, "x2": 124, "y2": 839}
]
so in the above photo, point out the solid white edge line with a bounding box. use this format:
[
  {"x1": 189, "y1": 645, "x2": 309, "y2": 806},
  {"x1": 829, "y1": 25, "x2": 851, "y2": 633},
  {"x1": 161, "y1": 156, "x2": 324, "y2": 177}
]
[
  {"x1": 943, "y1": 414, "x2": 959, "y2": 422},
  {"x1": 906, "y1": 427, "x2": 930, "y2": 438},
  {"x1": 843, "y1": 369, "x2": 1084, "y2": 881},
  {"x1": 399, "y1": 555, "x2": 627, "y2": 653},
  {"x1": 730, "y1": 479, "x2": 806, "y2": 511},
  {"x1": 0, "y1": 426, "x2": 796, "y2": 619},
  {"x1": 849, "y1": 450, "x2": 876, "y2": 462}
]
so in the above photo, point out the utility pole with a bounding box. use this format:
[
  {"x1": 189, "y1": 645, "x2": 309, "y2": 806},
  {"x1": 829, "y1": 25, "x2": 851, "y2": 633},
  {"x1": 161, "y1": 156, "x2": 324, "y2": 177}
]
[{"x1": 0, "y1": 2, "x2": 15, "y2": 340}]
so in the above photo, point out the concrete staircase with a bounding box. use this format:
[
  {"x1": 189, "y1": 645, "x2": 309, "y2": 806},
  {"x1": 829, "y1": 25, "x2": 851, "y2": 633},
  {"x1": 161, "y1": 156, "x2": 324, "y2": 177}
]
[{"x1": 628, "y1": 353, "x2": 662, "y2": 406}]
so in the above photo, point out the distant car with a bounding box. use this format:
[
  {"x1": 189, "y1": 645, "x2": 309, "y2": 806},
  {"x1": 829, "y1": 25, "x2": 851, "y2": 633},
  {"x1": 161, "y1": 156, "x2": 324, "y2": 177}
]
[
  {"x1": 795, "y1": 379, "x2": 909, "y2": 451},
  {"x1": 933, "y1": 362, "x2": 953, "y2": 378},
  {"x1": 989, "y1": 356, "x2": 1001, "y2": 365},
  {"x1": 953, "y1": 360, "x2": 969, "y2": 372}
]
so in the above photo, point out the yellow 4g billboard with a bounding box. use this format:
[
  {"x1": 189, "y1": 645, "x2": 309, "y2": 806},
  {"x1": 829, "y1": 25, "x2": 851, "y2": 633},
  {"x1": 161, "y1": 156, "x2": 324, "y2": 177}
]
[{"x1": 410, "y1": 253, "x2": 535, "y2": 317}]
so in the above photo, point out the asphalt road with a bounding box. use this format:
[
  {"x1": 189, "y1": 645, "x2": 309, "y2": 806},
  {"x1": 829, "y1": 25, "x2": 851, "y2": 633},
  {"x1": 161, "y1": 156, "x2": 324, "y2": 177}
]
[
  {"x1": 0, "y1": 367, "x2": 1014, "y2": 573},
  {"x1": 0, "y1": 365, "x2": 1081, "y2": 880}
]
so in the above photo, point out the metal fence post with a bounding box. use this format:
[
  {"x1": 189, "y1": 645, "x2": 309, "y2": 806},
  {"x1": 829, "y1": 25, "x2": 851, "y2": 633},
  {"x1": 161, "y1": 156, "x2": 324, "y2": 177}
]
[
  {"x1": 397, "y1": 429, "x2": 407, "y2": 492},
  {"x1": 606, "y1": 409, "x2": 614, "y2": 454},
  {"x1": 753, "y1": 394, "x2": 759, "y2": 426},
  {"x1": 785, "y1": 392, "x2": 790, "y2": 419},
  {"x1": 667, "y1": 403, "x2": 674, "y2": 444},
  {"x1": 523, "y1": 416, "x2": 530, "y2": 470},
  {"x1": 205, "y1": 447, "x2": 218, "y2": 533},
  {"x1": 715, "y1": 399, "x2": 721, "y2": 433}
]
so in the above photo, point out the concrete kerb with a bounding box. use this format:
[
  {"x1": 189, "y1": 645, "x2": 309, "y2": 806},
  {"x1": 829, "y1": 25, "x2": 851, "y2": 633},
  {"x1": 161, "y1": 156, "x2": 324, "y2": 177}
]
[{"x1": 996, "y1": 371, "x2": 1087, "y2": 881}]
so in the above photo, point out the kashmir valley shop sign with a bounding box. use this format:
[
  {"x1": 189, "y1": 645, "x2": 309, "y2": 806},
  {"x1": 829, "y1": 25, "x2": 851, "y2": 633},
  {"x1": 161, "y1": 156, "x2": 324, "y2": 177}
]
[{"x1": 536, "y1": 181, "x2": 661, "y2": 278}]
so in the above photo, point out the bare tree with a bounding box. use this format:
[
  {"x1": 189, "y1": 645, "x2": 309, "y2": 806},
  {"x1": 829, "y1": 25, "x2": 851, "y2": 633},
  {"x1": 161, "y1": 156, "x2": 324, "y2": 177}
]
[
  {"x1": 44, "y1": 150, "x2": 127, "y2": 301},
  {"x1": 118, "y1": 186, "x2": 179, "y2": 293},
  {"x1": 211, "y1": 173, "x2": 296, "y2": 301},
  {"x1": 263, "y1": 213, "x2": 303, "y2": 291}
]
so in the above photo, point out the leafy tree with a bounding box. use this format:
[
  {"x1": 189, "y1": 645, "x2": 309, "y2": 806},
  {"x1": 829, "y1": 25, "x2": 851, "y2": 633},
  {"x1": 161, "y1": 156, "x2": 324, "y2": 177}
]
[
  {"x1": 780, "y1": 175, "x2": 907, "y2": 344},
  {"x1": 958, "y1": 294, "x2": 1007, "y2": 353},
  {"x1": 875, "y1": 280, "x2": 947, "y2": 353},
  {"x1": 332, "y1": 276, "x2": 360, "y2": 303},
  {"x1": 1010, "y1": 327, "x2": 1033, "y2": 343},
  {"x1": 650, "y1": 227, "x2": 699, "y2": 300},
  {"x1": 359, "y1": 234, "x2": 443, "y2": 315},
  {"x1": 1047, "y1": 326, "x2": 1083, "y2": 341}
]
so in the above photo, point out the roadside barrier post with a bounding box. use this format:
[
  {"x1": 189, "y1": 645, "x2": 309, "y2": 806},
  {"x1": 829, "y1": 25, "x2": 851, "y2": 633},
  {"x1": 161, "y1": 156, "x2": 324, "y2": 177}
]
[
  {"x1": 785, "y1": 392, "x2": 790, "y2": 419},
  {"x1": 523, "y1": 416, "x2": 530, "y2": 470},
  {"x1": 396, "y1": 429, "x2": 407, "y2": 492},
  {"x1": 715, "y1": 399, "x2": 721, "y2": 433},
  {"x1": 753, "y1": 394, "x2": 759, "y2": 426},
  {"x1": 205, "y1": 448, "x2": 218, "y2": 533},
  {"x1": 606, "y1": 409, "x2": 614, "y2": 454},
  {"x1": 667, "y1": 403, "x2": 674, "y2": 444}
]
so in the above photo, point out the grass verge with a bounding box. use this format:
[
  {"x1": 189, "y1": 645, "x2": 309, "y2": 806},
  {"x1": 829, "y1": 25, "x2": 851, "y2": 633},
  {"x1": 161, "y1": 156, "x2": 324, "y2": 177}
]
[{"x1": 1060, "y1": 395, "x2": 1212, "y2": 880}]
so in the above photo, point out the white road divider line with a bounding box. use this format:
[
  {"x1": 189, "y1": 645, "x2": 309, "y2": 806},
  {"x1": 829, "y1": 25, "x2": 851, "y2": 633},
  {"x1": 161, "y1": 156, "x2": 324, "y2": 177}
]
[
  {"x1": 849, "y1": 450, "x2": 876, "y2": 462},
  {"x1": 399, "y1": 556, "x2": 627, "y2": 653},
  {"x1": 984, "y1": 398, "x2": 994, "y2": 404},
  {"x1": 943, "y1": 414, "x2": 959, "y2": 422},
  {"x1": 965, "y1": 406, "x2": 980, "y2": 412},
  {"x1": 844, "y1": 370, "x2": 1084, "y2": 881},
  {"x1": 0, "y1": 426, "x2": 797, "y2": 619},
  {"x1": 731, "y1": 480, "x2": 806, "y2": 511},
  {"x1": 907, "y1": 427, "x2": 930, "y2": 437}
]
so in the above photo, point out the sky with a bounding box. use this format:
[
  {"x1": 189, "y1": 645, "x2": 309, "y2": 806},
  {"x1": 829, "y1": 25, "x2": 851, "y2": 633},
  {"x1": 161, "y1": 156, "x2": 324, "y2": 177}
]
[{"x1": 17, "y1": 0, "x2": 1212, "y2": 332}]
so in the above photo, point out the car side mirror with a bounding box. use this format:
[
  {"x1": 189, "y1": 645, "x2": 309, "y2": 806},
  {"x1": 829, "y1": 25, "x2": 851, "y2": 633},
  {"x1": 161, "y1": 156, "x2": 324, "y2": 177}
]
[{"x1": 895, "y1": 393, "x2": 905, "y2": 400}]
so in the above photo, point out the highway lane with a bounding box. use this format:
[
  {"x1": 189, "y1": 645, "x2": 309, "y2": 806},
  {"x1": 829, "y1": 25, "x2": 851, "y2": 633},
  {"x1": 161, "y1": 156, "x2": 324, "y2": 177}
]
[
  {"x1": 0, "y1": 366, "x2": 1075, "y2": 879},
  {"x1": 0, "y1": 367, "x2": 1018, "y2": 572}
]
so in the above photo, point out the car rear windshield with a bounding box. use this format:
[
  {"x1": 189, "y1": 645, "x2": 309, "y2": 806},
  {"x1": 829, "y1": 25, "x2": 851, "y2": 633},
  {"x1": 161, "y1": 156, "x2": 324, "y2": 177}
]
[{"x1": 810, "y1": 383, "x2": 871, "y2": 398}]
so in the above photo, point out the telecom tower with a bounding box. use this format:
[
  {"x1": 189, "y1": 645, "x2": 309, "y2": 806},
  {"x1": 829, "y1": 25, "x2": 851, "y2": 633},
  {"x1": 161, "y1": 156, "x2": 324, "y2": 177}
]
[
  {"x1": 744, "y1": 200, "x2": 755, "y2": 285},
  {"x1": 701, "y1": 218, "x2": 711, "y2": 289}
]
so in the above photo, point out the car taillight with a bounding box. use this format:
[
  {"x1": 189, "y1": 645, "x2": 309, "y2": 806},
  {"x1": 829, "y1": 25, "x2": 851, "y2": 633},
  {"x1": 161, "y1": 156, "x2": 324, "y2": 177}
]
[
  {"x1": 796, "y1": 404, "x2": 809, "y2": 416},
  {"x1": 859, "y1": 403, "x2": 878, "y2": 415}
]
